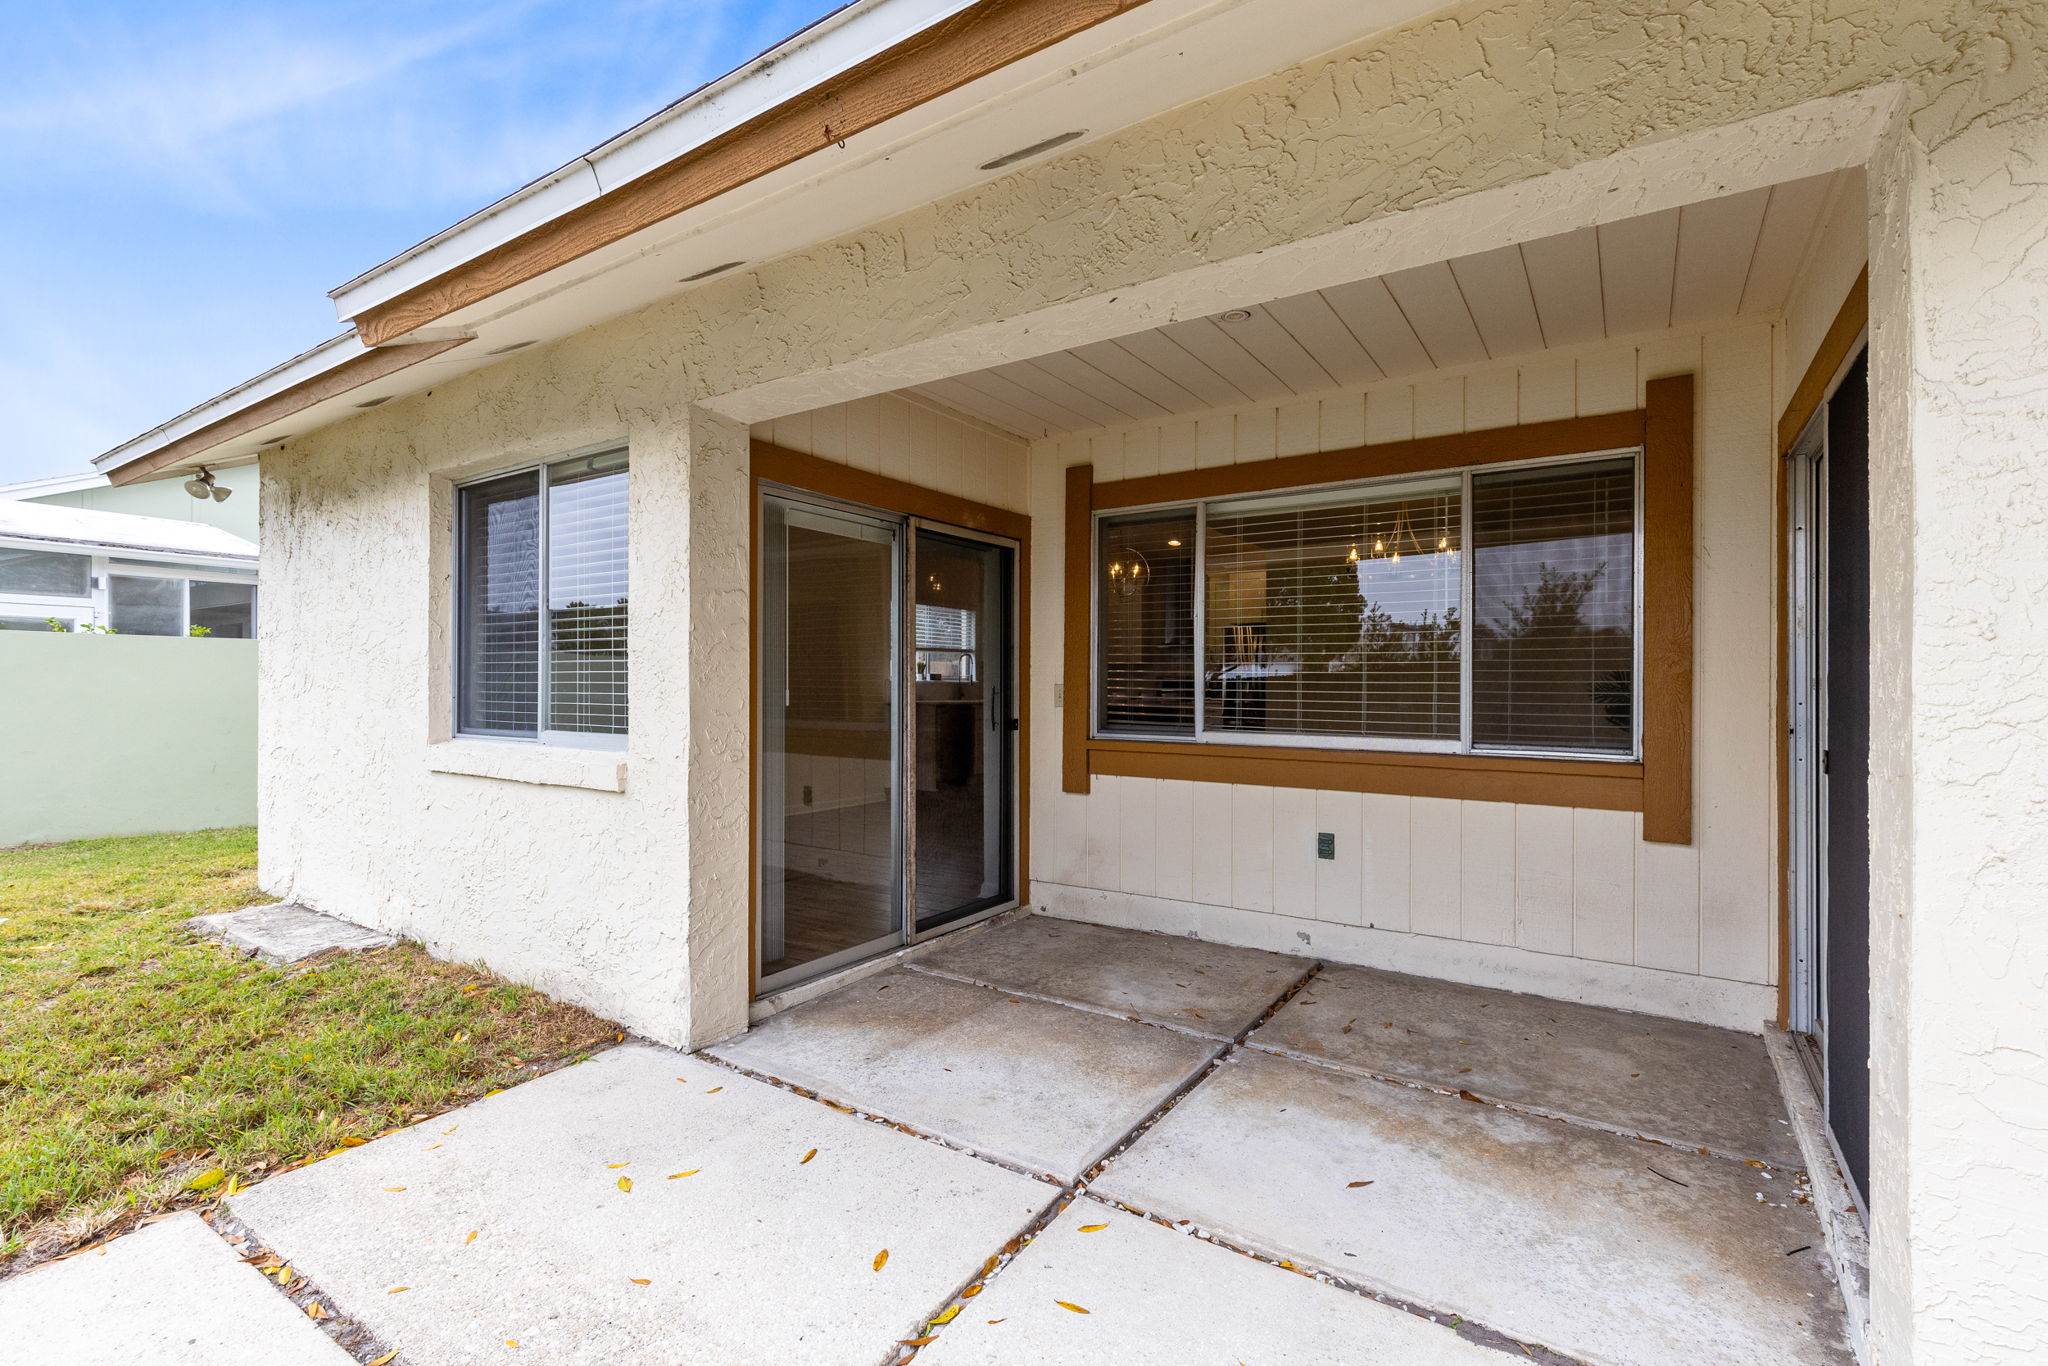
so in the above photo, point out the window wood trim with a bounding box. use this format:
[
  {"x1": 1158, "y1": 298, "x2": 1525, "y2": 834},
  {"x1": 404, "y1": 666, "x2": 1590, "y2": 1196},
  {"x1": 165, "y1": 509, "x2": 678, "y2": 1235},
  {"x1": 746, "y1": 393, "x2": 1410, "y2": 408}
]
[{"x1": 1062, "y1": 399, "x2": 1696, "y2": 842}]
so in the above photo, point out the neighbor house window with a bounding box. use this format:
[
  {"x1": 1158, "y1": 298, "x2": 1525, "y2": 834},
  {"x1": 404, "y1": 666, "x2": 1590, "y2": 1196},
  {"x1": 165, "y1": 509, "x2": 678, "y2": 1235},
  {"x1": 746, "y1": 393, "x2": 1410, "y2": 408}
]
[
  {"x1": 102, "y1": 571, "x2": 258, "y2": 637},
  {"x1": 0, "y1": 546, "x2": 90, "y2": 598},
  {"x1": 1095, "y1": 450, "x2": 1638, "y2": 759},
  {"x1": 457, "y1": 446, "x2": 629, "y2": 746}
]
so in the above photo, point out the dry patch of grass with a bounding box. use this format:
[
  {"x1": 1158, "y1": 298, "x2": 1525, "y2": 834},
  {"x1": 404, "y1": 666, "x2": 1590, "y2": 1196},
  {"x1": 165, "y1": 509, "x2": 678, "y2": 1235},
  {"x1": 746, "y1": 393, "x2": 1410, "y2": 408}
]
[{"x1": 0, "y1": 828, "x2": 618, "y2": 1271}]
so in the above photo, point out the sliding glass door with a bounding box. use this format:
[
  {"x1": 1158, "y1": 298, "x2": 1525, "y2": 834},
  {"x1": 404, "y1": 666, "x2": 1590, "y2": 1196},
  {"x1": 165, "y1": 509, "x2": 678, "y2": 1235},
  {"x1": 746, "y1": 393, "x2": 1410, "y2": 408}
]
[
  {"x1": 757, "y1": 495, "x2": 1018, "y2": 994},
  {"x1": 758, "y1": 497, "x2": 905, "y2": 987}
]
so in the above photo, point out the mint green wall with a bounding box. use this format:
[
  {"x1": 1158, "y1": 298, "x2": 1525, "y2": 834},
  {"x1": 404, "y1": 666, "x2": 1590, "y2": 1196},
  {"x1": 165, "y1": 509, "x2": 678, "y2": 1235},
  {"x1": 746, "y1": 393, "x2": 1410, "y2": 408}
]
[
  {"x1": 25, "y1": 464, "x2": 259, "y2": 542},
  {"x1": 0, "y1": 633, "x2": 256, "y2": 847}
]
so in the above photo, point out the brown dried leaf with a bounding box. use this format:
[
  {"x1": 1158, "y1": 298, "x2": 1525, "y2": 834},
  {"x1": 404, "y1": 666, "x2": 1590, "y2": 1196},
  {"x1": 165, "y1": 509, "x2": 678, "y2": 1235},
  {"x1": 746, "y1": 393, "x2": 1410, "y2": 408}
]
[
  {"x1": 1346, "y1": 1181, "x2": 1374, "y2": 1188},
  {"x1": 705, "y1": 1086, "x2": 723, "y2": 1094},
  {"x1": 800, "y1": 1149, "x2": 817, "y2": 1164},
  {"x1": 898, "y1": 1337, "x2": 938, "y2": 1347},
  {"x1": 1055, "y1": 1300, "x2": 1089, "y2": 1314},
  {"x1": 961, "y1": 1285, "x2": 982, "y2": 1298},
  {"x1": 341, "y1": 1136, "x2": 368, "y2": 1148}
]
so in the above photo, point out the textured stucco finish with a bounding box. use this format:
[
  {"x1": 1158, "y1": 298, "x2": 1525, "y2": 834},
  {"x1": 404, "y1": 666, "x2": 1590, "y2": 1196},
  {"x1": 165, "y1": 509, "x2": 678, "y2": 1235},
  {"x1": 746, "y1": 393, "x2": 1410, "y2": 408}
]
[{"x1": 257, "y1": 2, "x2": 2048, "y2": 1357}]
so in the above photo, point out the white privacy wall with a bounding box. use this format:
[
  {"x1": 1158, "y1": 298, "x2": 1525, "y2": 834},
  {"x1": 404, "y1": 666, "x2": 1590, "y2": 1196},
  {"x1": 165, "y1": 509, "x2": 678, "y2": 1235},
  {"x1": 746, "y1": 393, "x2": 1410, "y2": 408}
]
[{"x1": 1026, "y1": 322, "x2": 1781, "y2": 1030}]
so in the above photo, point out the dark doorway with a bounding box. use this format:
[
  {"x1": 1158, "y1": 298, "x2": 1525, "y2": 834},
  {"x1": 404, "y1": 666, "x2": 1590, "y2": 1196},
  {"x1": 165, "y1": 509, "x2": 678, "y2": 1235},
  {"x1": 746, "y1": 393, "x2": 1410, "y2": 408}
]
[{"x1": 1820, "y1": 351, "x2": 1872, "y2": 1207}]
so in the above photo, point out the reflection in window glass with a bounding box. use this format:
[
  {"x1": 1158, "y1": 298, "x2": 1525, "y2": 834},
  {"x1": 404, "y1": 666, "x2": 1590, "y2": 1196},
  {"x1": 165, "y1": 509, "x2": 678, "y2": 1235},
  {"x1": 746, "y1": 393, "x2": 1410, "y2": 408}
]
[
  {"x1": 190, "y1": 582, "x2": 256, "y2": 638},
  {"x1": 1471, "y1": 457, "x2": 1635, "y2": 754},
  {"x1": 1205, "y1": 480, "x2": 1461, "y2": 742},
  {"x1": 544, "y1": 451, "x2": 629, "y2": 737},
  {"x1": 458, "y1": 470, "x2": 541, "y2": 736},
  {"x1": 109, "y1": 576, "x2": 184, "y2": 636},
  {"x1": 1096, "y1": 509, "x2": 1196, "y2": 735},
  {"x1": 0, "y1": 547, "x2": 90, "y2": 597}
]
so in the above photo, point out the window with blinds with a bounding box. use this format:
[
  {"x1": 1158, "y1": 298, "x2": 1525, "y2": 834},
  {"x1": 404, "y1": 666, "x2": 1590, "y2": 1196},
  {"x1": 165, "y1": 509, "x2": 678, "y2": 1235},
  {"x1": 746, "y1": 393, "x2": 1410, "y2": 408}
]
[
  {"x1": 1471, "y1": 456, "x2": 1635, "y2": 754},
  {"x1": 458, "y1": 448, "x2": 628, "y2": 745},
  {"x1": 1093, "y1": 450, "x2": 1638, "y2": 760}
]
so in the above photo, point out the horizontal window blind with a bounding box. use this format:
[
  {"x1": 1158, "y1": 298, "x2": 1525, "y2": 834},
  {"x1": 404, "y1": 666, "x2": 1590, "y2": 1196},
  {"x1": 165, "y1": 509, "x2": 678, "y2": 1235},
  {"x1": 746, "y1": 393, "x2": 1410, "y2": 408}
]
[
  {"x1": 1091, "y1": 451, "x2": 1639, "y2": 761},
  {"x1": 458, "y1": 470, "x2": 541, "y2": 736},
  {"x1": 1205, "y1": 480, "x2": 1461, "y2": 742},
  {"x1": 1470, "y1": 457, "x2": 1635, "y2": 754},
  {"x1": 1097, "y1": 509, "x2": 1196, "y2": 736},
  {"x1": 545, "y1": 454, "x2": 629, "y2": 736}
]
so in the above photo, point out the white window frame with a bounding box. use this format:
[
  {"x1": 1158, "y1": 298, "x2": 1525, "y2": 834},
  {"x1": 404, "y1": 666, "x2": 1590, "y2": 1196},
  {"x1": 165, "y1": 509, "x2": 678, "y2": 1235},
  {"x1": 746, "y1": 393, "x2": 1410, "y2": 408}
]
[
  {"x1": 453, "y1": 443, "x2": 630, "y2": 752},
  {"x1": 1091, "y1": 446, "x2": 1645, "y2": 763}
]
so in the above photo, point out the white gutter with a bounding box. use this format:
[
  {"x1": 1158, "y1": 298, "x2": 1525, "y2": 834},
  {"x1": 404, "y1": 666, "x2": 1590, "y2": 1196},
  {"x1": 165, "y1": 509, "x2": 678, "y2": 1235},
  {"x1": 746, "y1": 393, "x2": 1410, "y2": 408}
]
[
  {"x1": 91, "y1": 333, "x2": 366, "y2": 473},
  {"x1": 0, "y1": 470, "x2": 109, "y2": 500},
  {"x1": 328, "y1": 0, "x2": 985, "y2": 321}
]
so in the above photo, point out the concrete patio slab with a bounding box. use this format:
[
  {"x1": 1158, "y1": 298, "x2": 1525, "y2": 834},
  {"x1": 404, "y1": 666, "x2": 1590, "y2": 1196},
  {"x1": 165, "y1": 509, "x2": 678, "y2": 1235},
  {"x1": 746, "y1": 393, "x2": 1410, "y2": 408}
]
[
  {"x1": 1249, "y1": 963, "x2": 1801, "y2": 1166},
  {"x1": 909, "y1": 915, "x2": 1307, "y2": 1038},
  {"x1": 0, "y1": 1212, "x2": 356, "y2": 1366},
  {"x1": 707, "y1": 968, "x2": 1220, "y2": 1180},
  {"x1": 228, "y1": 1044, "x2": 1054, "y2": 1366},
  {"x1": 917, "y1": 1202, "x2": 1504, "y2": 1366},
  {"x1": 1094, "y1": 1049, "x2": 1853, "y2": 1366},
  {"x1": 186, "y1": 902, "x2": 397, "y2": 965}
]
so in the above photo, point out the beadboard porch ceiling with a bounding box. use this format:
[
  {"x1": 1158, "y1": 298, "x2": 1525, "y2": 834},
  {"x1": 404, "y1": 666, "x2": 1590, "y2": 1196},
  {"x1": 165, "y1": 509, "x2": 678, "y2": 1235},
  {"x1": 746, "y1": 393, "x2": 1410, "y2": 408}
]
[{"x1": 908, "y1": 170, "x2": 1854, "y2": 439}]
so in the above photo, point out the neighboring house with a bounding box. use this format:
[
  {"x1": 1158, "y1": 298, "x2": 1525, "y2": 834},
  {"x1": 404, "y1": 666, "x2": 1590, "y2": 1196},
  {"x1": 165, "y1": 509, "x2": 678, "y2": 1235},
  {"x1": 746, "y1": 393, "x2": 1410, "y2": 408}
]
[
  {"x1": 0, "y1": 492, "x2": 258, "y2": 845},
  {"x1": 84, "y1": 3, "x2": 2046, "y2": 1361},
  {"x1": 0, "y1": 463, "x2": 259, "y2": 541}
]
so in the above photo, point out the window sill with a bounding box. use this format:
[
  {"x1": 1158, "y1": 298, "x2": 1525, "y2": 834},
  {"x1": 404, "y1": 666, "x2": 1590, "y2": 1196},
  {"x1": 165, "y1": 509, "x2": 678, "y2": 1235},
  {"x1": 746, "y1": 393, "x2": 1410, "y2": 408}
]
[
  {"x1": 427, "y1": 740, "x2": 627, "y2": 793},
  {"x1": 1084, "y1": 737, "x2": 1642, "y2": 811}
]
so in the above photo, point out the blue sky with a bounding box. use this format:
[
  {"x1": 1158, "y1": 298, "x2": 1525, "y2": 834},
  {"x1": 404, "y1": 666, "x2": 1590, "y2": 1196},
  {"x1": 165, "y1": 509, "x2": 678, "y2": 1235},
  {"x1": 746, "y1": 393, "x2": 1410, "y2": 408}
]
[{"x1": 0, "y1": 0, "x2": 842, "y2": 485}]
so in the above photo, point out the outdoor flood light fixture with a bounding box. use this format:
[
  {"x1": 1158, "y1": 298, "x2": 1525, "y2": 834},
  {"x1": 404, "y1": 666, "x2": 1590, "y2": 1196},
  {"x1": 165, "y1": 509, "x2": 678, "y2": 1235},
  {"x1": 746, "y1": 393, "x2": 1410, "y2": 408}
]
[{"x1": 184, "y1": 467, "x2": 232, "y2": 502}]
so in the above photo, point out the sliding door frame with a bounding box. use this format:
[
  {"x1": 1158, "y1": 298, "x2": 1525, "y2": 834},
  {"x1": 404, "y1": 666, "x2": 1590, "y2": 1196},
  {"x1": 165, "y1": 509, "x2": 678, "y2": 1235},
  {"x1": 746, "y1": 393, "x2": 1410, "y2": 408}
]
[{"x1": 749, "y1": 440, "x2": 1032, "y2": 998}]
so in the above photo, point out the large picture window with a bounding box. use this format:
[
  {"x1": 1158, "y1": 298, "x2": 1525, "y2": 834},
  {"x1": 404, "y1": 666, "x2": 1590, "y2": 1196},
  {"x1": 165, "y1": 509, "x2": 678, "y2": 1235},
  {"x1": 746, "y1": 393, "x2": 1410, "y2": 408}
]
[
  {"x1": 1095, "y1": 450, "x2": 1638, "y2": 761},
  {"x1": 457, "y1": 446, "x2": 629, "y2": 747}
]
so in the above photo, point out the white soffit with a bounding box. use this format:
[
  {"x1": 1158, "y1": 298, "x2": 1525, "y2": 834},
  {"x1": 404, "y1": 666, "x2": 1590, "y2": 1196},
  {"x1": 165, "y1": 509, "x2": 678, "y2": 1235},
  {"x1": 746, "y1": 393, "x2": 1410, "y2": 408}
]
[{"x1": 908, "y1": 171, "x2": 1853, "y2": 438}]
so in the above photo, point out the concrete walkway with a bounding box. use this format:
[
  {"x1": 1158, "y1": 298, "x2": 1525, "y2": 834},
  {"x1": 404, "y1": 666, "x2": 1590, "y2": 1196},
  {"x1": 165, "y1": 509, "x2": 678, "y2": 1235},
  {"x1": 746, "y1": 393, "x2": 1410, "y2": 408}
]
[{"x1": 8, "y1": 915, "x2": 1855, "y2": 1365}]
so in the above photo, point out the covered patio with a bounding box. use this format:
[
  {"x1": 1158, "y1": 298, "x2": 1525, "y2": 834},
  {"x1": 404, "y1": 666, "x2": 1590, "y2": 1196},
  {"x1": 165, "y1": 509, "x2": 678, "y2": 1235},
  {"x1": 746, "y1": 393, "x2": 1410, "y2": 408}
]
[{"x1": 161, "y1": 913, "x2": 1852, "y2": 1366}]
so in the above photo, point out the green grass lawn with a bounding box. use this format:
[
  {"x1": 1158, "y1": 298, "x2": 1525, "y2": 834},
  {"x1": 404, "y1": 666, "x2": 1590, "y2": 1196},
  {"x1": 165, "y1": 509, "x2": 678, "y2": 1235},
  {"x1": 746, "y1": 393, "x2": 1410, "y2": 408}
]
[{"x1": 0, "y1": 828, "x2": 618, "y2": 1269}]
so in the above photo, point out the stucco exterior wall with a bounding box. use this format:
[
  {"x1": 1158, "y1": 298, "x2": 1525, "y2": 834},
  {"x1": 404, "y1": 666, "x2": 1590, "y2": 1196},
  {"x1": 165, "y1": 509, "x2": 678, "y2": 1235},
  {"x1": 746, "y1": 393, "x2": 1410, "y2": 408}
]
[{"x1": 1025, "y1": 322, "x2": 1779, "y2": 1030}]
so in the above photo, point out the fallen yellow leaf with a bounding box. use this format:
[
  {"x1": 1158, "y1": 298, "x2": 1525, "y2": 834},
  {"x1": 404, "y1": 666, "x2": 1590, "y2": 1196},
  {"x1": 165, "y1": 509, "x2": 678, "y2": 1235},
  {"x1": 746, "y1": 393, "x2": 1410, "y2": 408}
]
[
  {"x1": 617, "y1": 1176, "x2": 633, "y2": 1193},
  {"x1": 872, "y1": 1250, "x2": 889, "y2": 1272},
  {"x1": 184, "y1": 1168, "x2": 225, "y2": 1193},
  {"x1": 961, "y1": 1285, "x2": 982, "y2": 1298},
  {"x1": 505, "y1": 1340, "x2": 520, "y2": 1349},
  {"x1": 273, "y1": 1265, "x2": 294, "y2": 1283},
  {"x1": 800, "y1": 1149, "x2": 817, "y2": 1164},
  {"x1": 425, "y1": 1144, "x2": 441, "y2": 1151},
  {"x1": 306, "y1": 1302, "x2": 329, "y2": 1320},
  {"x1": 629, "y1": 1278, "x2": 650, "y2": 1286},
  {"x1": 465, "y1": 1230, "x2": 479, "y2": 1244},
  {"x1": 1077, "y1": 1224, "x2": 1107, "y2": 1233},
  {"x1": 383, "y1": 1187, "x2": 407, "y2": 1193},
  {"x1": 606, "y1": 1162, "x2": 630, "y2": 1169},
  {"x1": 367, "y1": 1352, "x2": 399, "y2": 1366},
  {"x1": 931, "y1": 1304, "x2": 961, "y2": 1324},
  {"x1": 898, "y1": 1336, "x2": 938, "y2": 1347},
  {"x1": 668, "y1": 1169, "x2": 699, "y2": 1179},
  {"x1": 705, "y1": 1086, "x2": 723, "y2": 1094},
  {"x1": 1055, "y1": 1300, "x2": 1090, "y2": 1314},
  {"x1": 388, "y1": 1286, "x2": 409, "y2": 1294},
  {"x1": 341, "y1": 1136, "x2": 368, "y2": 1148}
]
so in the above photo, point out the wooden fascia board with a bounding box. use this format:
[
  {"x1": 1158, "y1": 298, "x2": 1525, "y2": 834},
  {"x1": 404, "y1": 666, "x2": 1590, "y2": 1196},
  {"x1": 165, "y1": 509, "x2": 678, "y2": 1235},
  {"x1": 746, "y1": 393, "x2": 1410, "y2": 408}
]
[
  {"x1": 105, "y1": 338, "x2": 469, "y2": 486},
  {"x1": 1778, "y1": 268, "x2": 1868, "y2": 454},
  {"x1": 355, "y1": 0, "x2": 1156, "y2": 347}
]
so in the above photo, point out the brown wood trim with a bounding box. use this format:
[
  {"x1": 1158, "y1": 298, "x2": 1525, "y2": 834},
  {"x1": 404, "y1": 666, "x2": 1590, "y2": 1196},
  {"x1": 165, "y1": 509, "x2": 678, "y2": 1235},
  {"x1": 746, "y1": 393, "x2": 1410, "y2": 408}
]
[
  {"x1": 1062, "y1": 400, "x2": 1698, "y2": 827},
  {"x1": 1062, "y1": 464, "x2": 1093, "y2": 794},
  {"x1": 1093, "y1": 410, "x2": 1646, "y2": 511},
  {"x1": 748, "y1": 443, "x2": 1033, "y2": 990},
  {"x1": 107, "y1": 338, "x2": 469, "y2": 485},
  {"x1": 1777, "y1": 268, "x2": 1868, "y2": 454},
  {"x1": 356, "y1": 0, "x2": 1156, "y2": 347},
  {"x1": 753, "y1": 441, "x2": 1029, "y2": 540},
  {"x1": 1089, "y1": 739, "x2": 1643, "y2": 810},
  {"x1": 1641, "y1": 374, "x2": 1696, "y2": 845}
]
